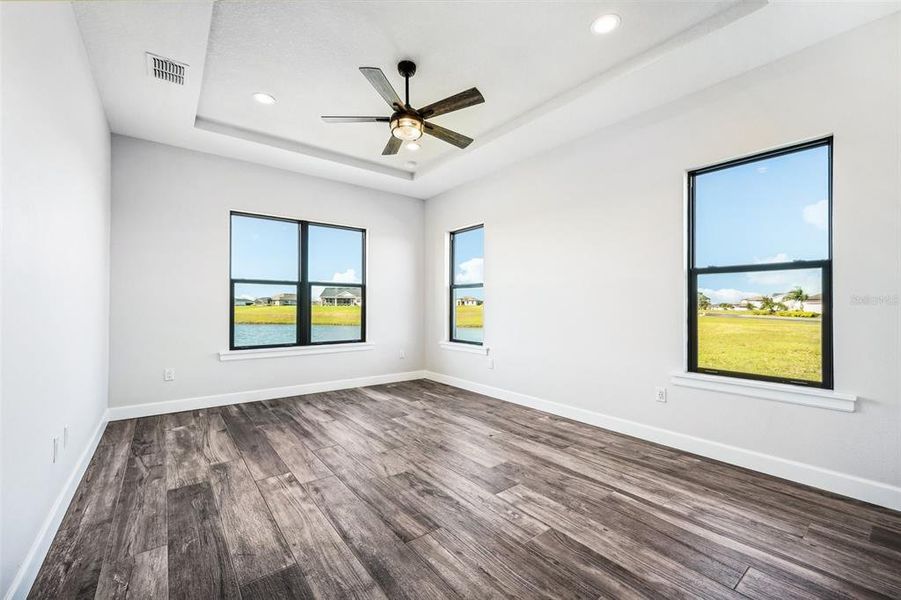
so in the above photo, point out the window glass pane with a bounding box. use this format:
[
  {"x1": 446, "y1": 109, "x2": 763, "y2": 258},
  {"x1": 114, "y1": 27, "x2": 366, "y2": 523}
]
[
  {"x1": 233, "y1": 283, "x2": 297, "y2": 347},
  {"x1": 696, "y1": 269, "x2": 822, "y2": 382},
  {"x1": 311, "y1": 285, "x2": 362, "y2": 343},
  {"x1": 309, "y1": 225, "x2": 363, "y2": 283},
  {"x1": 694, "y1": 145, "x2": 829, "y2": 268},
  {"x1": 231, "y1": 215, "x2": 298, "y2": 281},
  {"x1": 453, "y1": 287, "x2": 484, "y2": 343},
  {"x1": 453, "y1": 227, "x2": 484, "y2": 285}
]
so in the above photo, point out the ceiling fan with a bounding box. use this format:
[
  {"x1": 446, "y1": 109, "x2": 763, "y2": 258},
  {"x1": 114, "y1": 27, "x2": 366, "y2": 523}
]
[{"x1": 321, "y1": 60, "x2": 484, "y2": 156}]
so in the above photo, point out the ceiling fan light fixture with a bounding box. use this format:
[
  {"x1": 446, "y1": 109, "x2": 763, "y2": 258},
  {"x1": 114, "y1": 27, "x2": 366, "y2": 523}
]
[
  {"x1": 591, "y1": 13, "x2": 621, "y2": 35},
  {"x1": 390, "y1": 114, "x2": 424, "y2": 141},
  {"x1": 406, "y1": 141, "x2": 421, "y2": 151}
]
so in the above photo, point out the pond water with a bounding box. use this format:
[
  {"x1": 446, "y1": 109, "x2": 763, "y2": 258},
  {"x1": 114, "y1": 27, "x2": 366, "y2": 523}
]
[
  {"x1": 454, "y1": 327, "x2": 483, "y2": 343},
  {"x1": 234, "y1": 324, "x2": 361, "y2": 347}
]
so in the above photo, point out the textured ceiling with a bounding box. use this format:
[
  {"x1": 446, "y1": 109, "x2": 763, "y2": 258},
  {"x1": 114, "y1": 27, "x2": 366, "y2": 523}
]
[
  {"x1": 196, "y1": 1, "x2": 736, "y2": 172},
  {"x1": 72, "y1": 1, "x2": 901, "y2": 198}
]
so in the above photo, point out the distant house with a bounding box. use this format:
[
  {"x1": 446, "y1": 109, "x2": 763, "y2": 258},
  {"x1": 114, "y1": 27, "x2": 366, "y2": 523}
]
[
  {"x1": 319, "y1": 287, "x2": 362, "y2": 306},
  {"x1": 272, "y1": 292, "x2": 296, "y2": 306},
  {"x1": 253, "y1": 297, "x2": 272, "y2": 305},
  {"x1": 455, "y1": 296, "x2": 483, "y2": 307},
  {"x1": 234, "y1": 297, "x2": 253, "y2": 306},
  {"x1": 739, "y1": 295, "x2": 766, "y2": 309},
  {"x1": 801, "y1": 293, "x2": 823, "y2": 313},
  {"x1": 735, "y1": 292, "x2": 823, "y2": 314}
]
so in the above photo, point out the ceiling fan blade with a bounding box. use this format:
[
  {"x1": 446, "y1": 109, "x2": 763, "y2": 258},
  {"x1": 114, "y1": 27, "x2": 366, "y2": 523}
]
[
  {"x1": 360, "y1": 67, "x2": 404, "y2": 109},
  {"x1": 418, "y1": 88, "x2": 484, "y2": 119},
  {"x1": 322, "y1": 116, "x2": 390, "y2": 123},
  {"x1": 423, "y1": 122, "x2": 473, "y2": 149},
  {"x1": 382, "y1": 136, "x2": 402, "y2": 156}
]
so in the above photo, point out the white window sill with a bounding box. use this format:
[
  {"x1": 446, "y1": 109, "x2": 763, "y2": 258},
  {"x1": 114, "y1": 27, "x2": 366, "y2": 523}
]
[
  {"x1": 439, "y1": 341, "x2": 489, "y2": 355},
  {"x1": 219, "y1": 343, "x2": 374, "y2": 361},
  {"x1": 671, "y1": 371, "x2": 856, "y2": 412}
]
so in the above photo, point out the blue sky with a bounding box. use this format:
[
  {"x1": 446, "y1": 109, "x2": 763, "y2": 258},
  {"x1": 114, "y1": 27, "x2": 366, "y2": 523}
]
[
  {"x1": 453, "y1": 227, "x2": 484, "y2": 284},
  {"x1": 232, "y1": 216, "x2": 362, "y2": 300},
  {"x1": 696, "y1": 145, "x2": 828, "y2": 304}
]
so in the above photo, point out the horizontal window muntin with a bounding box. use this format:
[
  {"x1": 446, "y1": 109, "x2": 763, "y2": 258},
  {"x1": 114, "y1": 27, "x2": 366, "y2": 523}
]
[
  {"x1": 449, "y1": 224, "x2": 484, "y2": 345},
  {"x1": 687, "y1": 138, "x2": 833, "y2": 389},
  {"x1": 230, "y1": 212, "x2": 365, "y2": 350}
]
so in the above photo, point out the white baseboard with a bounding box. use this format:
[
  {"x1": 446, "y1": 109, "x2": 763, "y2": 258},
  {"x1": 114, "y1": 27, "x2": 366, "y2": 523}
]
[
  {"x1": 106, "y1": 370, "x2": 427, "y2": 421},
  {"x1": 423, "y1": 370, "x2": 901, "y2": 512},
  {"x1": 3, "y1": 413, "x2": 109, "y2": 600}
]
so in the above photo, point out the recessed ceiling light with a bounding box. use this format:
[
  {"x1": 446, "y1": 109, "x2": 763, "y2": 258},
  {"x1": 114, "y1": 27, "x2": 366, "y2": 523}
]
[
  {"x1": 406, "y1": 141, "x2": 421, "y2": 151},
  {"x1": 405, "y1": 161, "x2": 417, "y2": 169},
  {"x1": 252, "y1": 92, "x2": 277, "y2": 105},
  {"x1": 591, "y1": 14, "x2": 621, "y2": 35}
]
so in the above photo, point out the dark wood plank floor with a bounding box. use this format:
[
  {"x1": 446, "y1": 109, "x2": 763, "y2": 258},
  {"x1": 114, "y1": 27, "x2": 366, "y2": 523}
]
[{"x1": 29, "y1": 379, "x2": 901, "y2": 599}]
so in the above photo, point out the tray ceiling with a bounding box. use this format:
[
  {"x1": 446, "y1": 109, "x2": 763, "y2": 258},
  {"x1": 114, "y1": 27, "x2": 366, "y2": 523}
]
[{"x1": 72, "y1": 1, "x2": 900, "y2": 198}]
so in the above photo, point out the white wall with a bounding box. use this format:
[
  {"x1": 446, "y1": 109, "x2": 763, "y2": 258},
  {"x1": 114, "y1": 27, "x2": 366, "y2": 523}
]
[
  {"x1": 109, "y1": 136, "x2": 423, "y2": 409},
  {"x1": 0, "y1": 2, "x2": 111, "y2": 596},
  {"x1": 425, "y1": 15, "x2": 901, "y2": 499}
]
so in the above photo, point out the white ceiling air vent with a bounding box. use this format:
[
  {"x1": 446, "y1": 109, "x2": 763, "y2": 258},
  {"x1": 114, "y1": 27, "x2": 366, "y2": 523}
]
[{"x1": 145, "y1": 52, "x2": 188, "y2": 85}]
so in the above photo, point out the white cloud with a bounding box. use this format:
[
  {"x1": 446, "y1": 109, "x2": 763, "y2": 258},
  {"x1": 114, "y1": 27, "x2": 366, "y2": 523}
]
[
  {"x1": 754, "y1": 252, "x2": 790, "y2": 264},
  {"x1": 745, "y1": 270, "x2": 822, "y2": 294},
  {"x1": 747, "y1": 270, "x2": 792, "y2": 286},
  {"x1": 699, "y1": 288, "x2": 760, "y2": 305},
  {"x1": 331, "y1": 268, "x2": 359, "y2": 283},
  {"x1": 456, "y1": 257, "x2": 484, "y2": 284},
  {"x1": 756, "y1": 166, "x2": 768, "y2": 174},
  {"x1": 803, "y1": 199, "x2": 828, "y2": 231}
]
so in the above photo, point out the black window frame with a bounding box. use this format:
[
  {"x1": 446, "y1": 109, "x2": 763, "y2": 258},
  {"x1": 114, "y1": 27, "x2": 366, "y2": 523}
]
[
  {"x1": 687, "y1": 137, "x2": 833, "y2": 389},
  {"x1": 229, "y1": 211, "x2": 366, "y2": 350},
  {"x1": 449, "y1": 224, "x2": 484, "y2": 346}
]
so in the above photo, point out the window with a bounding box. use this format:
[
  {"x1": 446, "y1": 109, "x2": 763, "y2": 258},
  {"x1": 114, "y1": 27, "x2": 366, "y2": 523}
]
[
  {"x1": 688, "y1": 138, "x2": 832, "y2": 388},
  {"x1": 230, "y1": 212, "x2": 365, "y2": 349},
  {"x1": 449, "y1": 225, "x2": 484, "y2": 344}
]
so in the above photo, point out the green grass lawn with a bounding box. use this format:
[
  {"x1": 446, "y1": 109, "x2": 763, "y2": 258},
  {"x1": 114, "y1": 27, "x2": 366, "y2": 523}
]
[
  {"x1": 698, "y1": 314, "x2": 821, "y2": 382},
  {"x1": 235, "y1": 304, "x2": 360, "y2": 326},
  {"x1": 455, "y1": 305, "x2": 483, "y2": 328}
]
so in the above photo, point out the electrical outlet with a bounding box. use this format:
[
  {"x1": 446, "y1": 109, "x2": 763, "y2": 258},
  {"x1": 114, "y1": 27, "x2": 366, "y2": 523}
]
[
  {"x1": 164, "y1": 368, "x2": 175, "y2": 382},
  {"x1": 399, "y1": 349, "x2": 406, "y2": 360},
  {"x1": 51, "y1": 437, "x2": 59, "y2": 464},
  {"x1": 655, "y1": 387, "x2": 667, "y2": 403},
  {"x1": 487, "y1": 357, "x2": 495, "y2": 370}
]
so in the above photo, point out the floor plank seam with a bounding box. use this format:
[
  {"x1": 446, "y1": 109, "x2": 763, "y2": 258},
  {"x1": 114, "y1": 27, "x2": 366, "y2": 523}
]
[
  {"x1": 94, "y1": 420, "x2": 140, "y2": 598},
  {"x1": 208, "y1": 408, "x2": 271, "y2": 599},
  {"x1": 733, "y1": 565, "x2": 751, "y2": 590}
]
